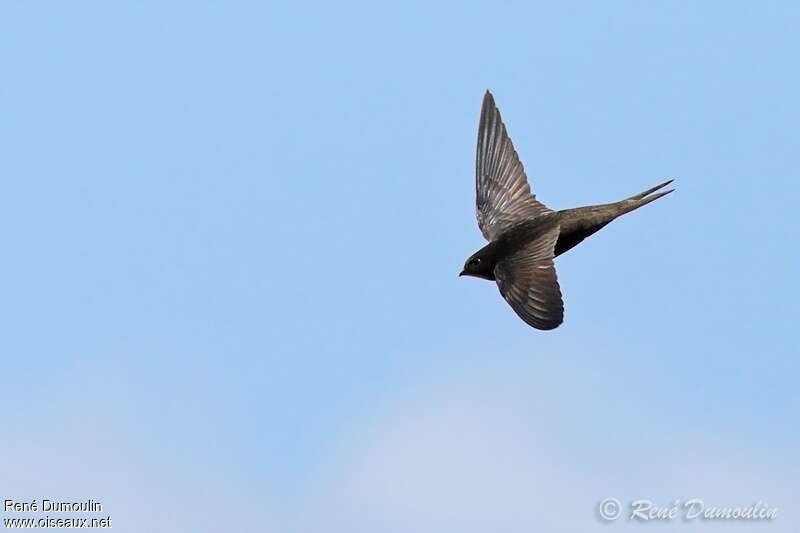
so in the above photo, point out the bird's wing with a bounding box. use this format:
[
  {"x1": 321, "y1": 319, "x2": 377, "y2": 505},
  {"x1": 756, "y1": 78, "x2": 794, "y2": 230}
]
[
  {"x1": 494, "y1": 226, "x2": 564, "y2": 330},
  {"x1": 476, "y1": 91, "x2": 553, "y2": 241}
]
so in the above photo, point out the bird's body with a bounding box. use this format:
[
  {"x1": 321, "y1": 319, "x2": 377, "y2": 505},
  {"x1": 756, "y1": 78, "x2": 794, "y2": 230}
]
[
  {"x1": 460, "y1": 91, "x2": 674, "y2": 329},
  {"x1": 462, "y1": 197, "x2": 664, "y2": 281}
]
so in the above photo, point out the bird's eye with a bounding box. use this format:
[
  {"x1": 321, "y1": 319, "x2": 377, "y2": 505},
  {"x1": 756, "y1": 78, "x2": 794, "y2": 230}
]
[{"x1": 469, "y1": 257, "x2": 482, "y2": 267}]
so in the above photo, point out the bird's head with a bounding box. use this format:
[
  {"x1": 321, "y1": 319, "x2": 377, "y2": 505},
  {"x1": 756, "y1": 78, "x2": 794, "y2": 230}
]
[{"x1": 460, "y1": 253, "x2": 495, "y2": 280}]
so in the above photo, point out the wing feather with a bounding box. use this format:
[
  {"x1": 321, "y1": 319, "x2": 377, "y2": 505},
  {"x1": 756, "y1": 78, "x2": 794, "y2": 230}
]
[
  {"x1": 494, "y1": 226, "x2": 564, "y2": 330},
  {"x1": 476, "y1": 91, "x2": 552, "y2": 241}
]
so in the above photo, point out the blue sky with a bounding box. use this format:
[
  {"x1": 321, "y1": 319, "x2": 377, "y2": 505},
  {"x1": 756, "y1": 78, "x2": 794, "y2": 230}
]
[{"x1": 1, "y1": 2, "x2": 797, "y2": 532}]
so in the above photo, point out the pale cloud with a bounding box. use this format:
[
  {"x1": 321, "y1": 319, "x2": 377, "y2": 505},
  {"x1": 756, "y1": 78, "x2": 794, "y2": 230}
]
[
  {"x1": 1, "y1": 354, "x2": 280, "y2": 533},
  {"x1": 303, "y1": 354, "x2": 796, "y2": 533},
  {"x1": 3, "y1": 352, "x2": 794, "y2": 533}
]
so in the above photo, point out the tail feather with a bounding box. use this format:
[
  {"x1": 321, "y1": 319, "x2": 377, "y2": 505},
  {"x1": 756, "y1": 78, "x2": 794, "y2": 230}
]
[
  {"x1": 618, "y1": 179, "x2": 675, "y2": 215},
  {"x1": 633, "y1": 187, "x2": 674, "y2": 207},
  {"x1": 627, "y1": 179, "x2": 674, "y2": 201}
]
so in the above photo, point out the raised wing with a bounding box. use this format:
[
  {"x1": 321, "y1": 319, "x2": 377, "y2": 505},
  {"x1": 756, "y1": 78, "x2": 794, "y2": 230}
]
[
  {"x1": 494, "y1": 225, "x2": 564, "y2": 330},
  {"x1": 476, "y1": 91, "x2": 552, "y2": 241}
]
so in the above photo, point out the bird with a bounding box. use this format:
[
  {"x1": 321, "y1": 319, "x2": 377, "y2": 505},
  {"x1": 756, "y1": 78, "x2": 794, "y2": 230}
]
[{"x1": 460, "y1": 91, "x2": 674, "y2": 330}]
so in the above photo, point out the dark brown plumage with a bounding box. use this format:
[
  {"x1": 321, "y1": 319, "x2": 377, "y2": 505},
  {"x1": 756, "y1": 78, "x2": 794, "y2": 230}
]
[{"x1": 460, "y1": 91, "x2": 674, "y2": 330}]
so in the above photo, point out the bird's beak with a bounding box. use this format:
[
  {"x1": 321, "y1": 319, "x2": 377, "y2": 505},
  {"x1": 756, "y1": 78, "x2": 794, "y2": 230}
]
[{"x1": 459, "y1": 270, "x2": 466, "y2": 277}]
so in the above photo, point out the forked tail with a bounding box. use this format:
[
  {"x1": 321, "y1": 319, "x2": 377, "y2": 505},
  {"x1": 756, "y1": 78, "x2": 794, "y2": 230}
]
[
  {"x1": 553, "y1": 179, "x2": 674, "y2": 257},
  {"x1": 617, "y1": 179, "x2": 675, "y2": 215}
]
